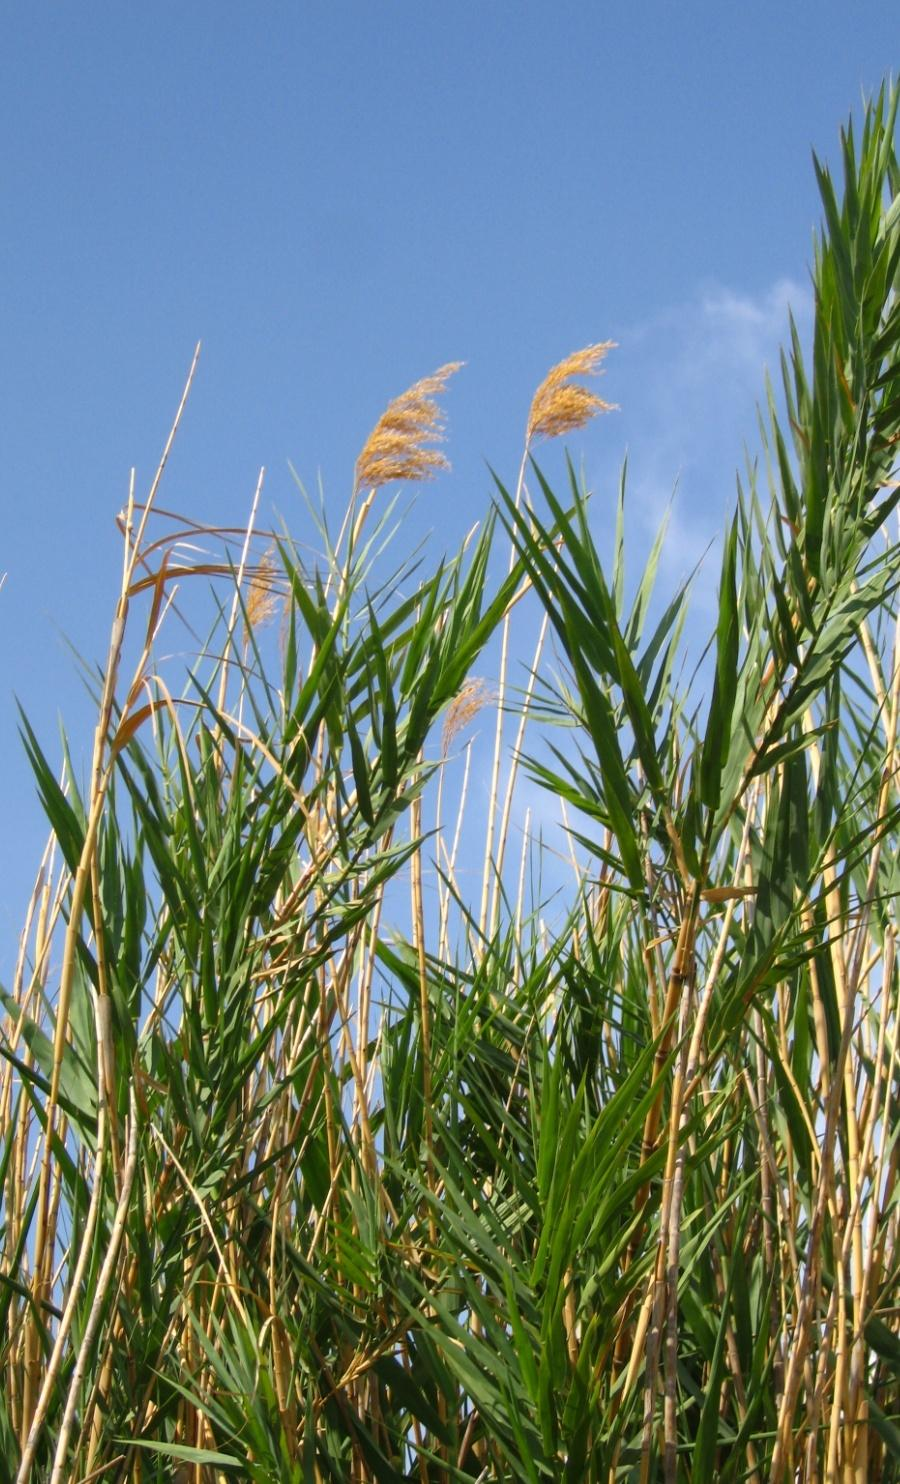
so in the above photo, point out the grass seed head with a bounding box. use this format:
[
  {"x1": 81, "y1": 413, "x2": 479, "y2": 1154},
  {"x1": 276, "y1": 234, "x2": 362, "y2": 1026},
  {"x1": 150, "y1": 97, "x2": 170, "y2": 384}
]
[
  {"x1": 243, "y1": 547, "x2": 280, "y2": 638},
  {"x1": 441, "y1": 677, "x2": 494, "y2": 755},
  {"x1": 527, "y1": 342, "x2": 617, "y2": 443},
  {"x1": 355, "y1": 363, "x2": 463, "y2": 493}
]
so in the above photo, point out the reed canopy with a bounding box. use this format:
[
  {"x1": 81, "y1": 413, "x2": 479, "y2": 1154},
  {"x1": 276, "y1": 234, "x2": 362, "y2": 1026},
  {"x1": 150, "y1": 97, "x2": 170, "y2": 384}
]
[{"x1": 2, "y1": 85, "x2": 900, "y2": 1484}]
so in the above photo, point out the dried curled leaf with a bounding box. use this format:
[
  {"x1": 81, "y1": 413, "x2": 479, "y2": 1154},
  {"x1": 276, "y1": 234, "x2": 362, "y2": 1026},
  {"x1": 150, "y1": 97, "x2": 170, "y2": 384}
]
[
  {"x1": 355, "y1": 363, "x2": 463, "y2": 493},
  {"x1": 527, "y1": 342, "x2": 617, "y2": 442}
]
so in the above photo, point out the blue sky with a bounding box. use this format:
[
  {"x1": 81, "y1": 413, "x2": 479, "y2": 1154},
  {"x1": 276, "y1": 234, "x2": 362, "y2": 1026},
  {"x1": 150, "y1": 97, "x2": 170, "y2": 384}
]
[{"x1": 0, "y1": 5, "x2": 894, "y2": 959}]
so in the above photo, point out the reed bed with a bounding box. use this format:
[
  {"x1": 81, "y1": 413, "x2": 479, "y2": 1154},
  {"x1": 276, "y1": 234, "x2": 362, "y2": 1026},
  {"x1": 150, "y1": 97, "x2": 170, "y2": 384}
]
[{"x1": 2, "y1": 87, "x2": 899, "y2": 1482}]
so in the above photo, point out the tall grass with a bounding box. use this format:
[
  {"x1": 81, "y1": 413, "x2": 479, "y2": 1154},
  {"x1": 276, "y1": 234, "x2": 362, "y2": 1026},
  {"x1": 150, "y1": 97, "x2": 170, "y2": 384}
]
[{"x1": 2, "y1": 86, "x2": 899, "y2": 1483}]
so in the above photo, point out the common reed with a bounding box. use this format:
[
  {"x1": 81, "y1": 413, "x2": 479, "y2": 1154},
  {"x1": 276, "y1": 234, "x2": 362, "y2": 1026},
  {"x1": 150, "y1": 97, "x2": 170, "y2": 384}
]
[{"x1": 1, "y1": 86, "x2": 899, "y2": 1484}]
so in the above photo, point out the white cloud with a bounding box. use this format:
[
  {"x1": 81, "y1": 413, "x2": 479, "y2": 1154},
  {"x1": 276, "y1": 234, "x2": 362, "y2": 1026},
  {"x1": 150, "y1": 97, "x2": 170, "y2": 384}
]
[{"x1": 583, "y1": 275, "x2": 814, "y2": 619}]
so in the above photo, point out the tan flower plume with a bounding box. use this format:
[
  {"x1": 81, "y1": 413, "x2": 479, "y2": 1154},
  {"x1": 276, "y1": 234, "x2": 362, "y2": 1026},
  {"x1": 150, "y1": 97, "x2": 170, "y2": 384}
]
[
  {"x1": 355, "y1": 363, "x2": 463, "y2": 494},
  {"x1": 441, "y1": 677, "x2": 494, "y2": 756},
  {"x1": 243, "y1": 546, "x2": 280, "y2": 643},
  {"x1": 527, "y1": 342, "x2": 617, "y2": 443}
]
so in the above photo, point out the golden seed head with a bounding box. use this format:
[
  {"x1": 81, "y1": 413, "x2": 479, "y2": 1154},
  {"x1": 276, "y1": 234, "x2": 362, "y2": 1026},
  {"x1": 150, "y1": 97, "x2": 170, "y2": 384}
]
[
  {"x1": 244, "y1": 547, "x2": 280, "y2": 636},
  {"x1": 527, "y1": 342, "x2": 617, "y2": 443},
  {"x1": 354, "y1": 363, "x2": 463, "y2": 494},
  {"x1": 441, "y1": 677, "x2": 494, "y2": 756}
]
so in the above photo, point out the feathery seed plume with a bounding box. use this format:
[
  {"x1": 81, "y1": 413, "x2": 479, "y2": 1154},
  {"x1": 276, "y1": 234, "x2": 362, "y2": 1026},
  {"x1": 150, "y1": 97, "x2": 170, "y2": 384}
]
[
  {"x1": 243, "y1": 547, "x2": 280, "y2": 639},
  {"x1": 355, "y1": 363, "x2": 463, "y2": 494},
  {"x1": 527, "y1": 342, "x2": 617, "y2": 443},
  {"x1": 441, "y1": 677, "x2": 494, "y2": 756}
]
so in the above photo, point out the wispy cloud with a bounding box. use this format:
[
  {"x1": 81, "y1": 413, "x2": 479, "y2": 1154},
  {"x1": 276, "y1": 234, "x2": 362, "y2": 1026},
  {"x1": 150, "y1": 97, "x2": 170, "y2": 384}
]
[{"x1": 584, "y1": 275, "x2": 814, "y2": 618}]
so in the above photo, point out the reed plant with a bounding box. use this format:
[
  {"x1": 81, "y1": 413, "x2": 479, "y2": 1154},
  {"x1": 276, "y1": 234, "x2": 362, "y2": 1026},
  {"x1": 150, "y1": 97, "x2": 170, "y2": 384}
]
[{"x1": 2, "y1": 86, "x2": 899, "y2": 1483}]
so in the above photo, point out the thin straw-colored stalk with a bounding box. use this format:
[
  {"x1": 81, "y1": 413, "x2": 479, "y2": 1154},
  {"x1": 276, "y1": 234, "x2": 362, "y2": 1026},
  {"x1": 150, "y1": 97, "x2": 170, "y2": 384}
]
[
  {"x1": 481, "y1": 344, "x2": 615, "y2": 940},
  {"x1": 480, "y1": 442, "x2": 530, "y2": 940},
  {"x1": 215, "y1": 464, "x2": 266, "y2": 715},
  {"x1": 437, "y1": 738, "x2": 475, "y2": 961},
  {"x1": 14, "y1": 998, "x2": 111, "y2": 1484},
  {"x1": 489, "y1": 607, "x2": 550, "y2": 938},
  {"x1": 24, "y1": 347, "x2": 200, "y2": 1479},
  {"x1": 48, "y1": 1087, "x2": 138, "y2": 1484}
]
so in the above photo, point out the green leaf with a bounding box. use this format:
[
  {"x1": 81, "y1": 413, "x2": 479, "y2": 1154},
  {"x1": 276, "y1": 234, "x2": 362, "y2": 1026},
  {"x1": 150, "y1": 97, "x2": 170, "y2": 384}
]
[{"x1": 699, "y1": 514, "x2": 739, "y2": 815}]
